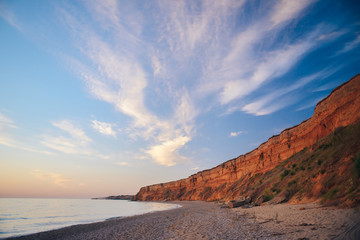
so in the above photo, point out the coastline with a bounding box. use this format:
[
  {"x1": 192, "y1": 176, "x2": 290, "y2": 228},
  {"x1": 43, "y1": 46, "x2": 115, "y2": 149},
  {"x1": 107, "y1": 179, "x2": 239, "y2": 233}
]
[{"x1": 6, "y1": 201, "x2": 360, "y2": 240}]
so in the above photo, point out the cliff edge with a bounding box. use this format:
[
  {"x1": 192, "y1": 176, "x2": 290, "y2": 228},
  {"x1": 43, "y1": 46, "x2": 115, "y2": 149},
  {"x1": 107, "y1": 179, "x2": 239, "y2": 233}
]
[{"x1": 135, "y1": 74, "x2": 360, "y2": 205}]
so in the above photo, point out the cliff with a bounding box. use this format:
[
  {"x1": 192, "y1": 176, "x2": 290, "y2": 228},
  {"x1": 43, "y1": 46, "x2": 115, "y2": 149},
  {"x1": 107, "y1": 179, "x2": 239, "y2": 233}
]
[
  {"x1": 92, "y1": 195, "x2": 135, "y2": 201},
  {"x1": 135, "y1": 74, "x2": 360, "y2": 203}
]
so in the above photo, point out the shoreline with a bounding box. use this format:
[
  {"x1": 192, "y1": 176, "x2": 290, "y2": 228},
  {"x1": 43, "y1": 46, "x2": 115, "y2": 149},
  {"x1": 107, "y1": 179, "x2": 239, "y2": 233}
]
[
  {"x1": 2, "y1": 201, "x2": 181, "y2": 240},
  {"x1": 6, "y1": 201, "x2": 360, "y2": 240}
]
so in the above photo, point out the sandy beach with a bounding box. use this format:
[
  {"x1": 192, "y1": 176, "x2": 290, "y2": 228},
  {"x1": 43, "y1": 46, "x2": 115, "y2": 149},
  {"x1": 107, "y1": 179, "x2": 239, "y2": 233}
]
[
  {"x1": 8, "y1": 201, "x2": 360, "y2": 240},
  {"x1": 232, "y1": 202, "x2": 360, "y2": 240}
]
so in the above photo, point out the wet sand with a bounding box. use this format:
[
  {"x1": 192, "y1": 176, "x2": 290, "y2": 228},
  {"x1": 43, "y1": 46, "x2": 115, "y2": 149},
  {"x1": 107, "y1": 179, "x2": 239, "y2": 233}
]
[{"x1": 8, "y1": 201, "x2": 360, "y2": 240}]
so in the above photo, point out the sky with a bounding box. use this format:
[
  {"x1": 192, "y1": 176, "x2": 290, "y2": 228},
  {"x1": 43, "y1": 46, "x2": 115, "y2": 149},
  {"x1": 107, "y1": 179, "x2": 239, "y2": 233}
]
[{"x1": 0, "y1": 0, "x2": 359, "y2": 198}]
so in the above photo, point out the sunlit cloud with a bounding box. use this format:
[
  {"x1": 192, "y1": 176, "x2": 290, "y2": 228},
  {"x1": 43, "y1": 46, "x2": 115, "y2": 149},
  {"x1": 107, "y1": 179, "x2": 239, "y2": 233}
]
[
  {"x1": 117, "y1": 162, "x2": 129, "y2": 166},
  {"x1": 230, "y1": 131, "x2": 245, "y2": 137},
  {"x1": 146, "y1": 136, "x2": 191, "y2": 167},
  {"x1": 91, "y1": 120, "x2": 117, "y2": 137}
]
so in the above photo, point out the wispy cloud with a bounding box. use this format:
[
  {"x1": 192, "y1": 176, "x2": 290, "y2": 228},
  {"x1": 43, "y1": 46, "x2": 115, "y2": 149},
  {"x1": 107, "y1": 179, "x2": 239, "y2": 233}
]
[
  {"x1": 0, "y1": 113, "x2": 18, "y2": 129},
  {"x1": 196, "y1": 0, "x2": 326, "y2": 111},
  {"x1": 92, "y1": 120, "x2": 117, "y2": 137},
  {"x1": 219, "y1": 39, "x2": 315, "y2": 105},
  {"x1": 0, "y1": 114, "x2": 17, "y2": 147},
  {"x1": 296, "y1": 96, "x2": 326, "y2": 111},
  {"x1": 334, "y1": 34, "x2": 360, "y2": 56},
  {"x1": 0, "y1": 113, "x2": 52, "y2": 154},
  {"x1": 41, "y1": 120, "x2": 105, "y2": 158},
  {"x1": 52, "y1": 120, "x2": 91, "y2": 144},
  {"x1": 270, "y1": 0, "x2": 315, "y2": 28},
  {"x1": 0, "y1": 4, "x2": 24, "y2": 33},
  {"x1": 313, "y1": 81, "x2": 339, "y2": 92},
  {"x1": 241, "y1": 68, "x2": 338, "y2": 115},
  {"x1": 0, "y1": 113, "x2": 18, "y2": 147}
]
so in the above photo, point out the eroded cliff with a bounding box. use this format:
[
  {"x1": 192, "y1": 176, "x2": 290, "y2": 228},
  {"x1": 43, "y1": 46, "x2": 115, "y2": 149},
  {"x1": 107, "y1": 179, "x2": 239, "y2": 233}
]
[{"x1": 135, "y1": 74, "x2": 360, "y2": 202}]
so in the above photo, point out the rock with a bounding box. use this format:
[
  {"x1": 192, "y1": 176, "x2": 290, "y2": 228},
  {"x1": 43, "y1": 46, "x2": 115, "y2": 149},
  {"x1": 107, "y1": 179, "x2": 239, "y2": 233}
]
[
  {"x1": 299, "y1": 207, "x2": 306, "y2": 210},
  {"x1": 254, "y1": 196, "x2": 265, "y2": 206},
  {"x1": 227, "y1": 196, "x2": 250, "y2": 208},
  {"x1": 268, "y1": 191, "x2": 290, "y2": 205}
]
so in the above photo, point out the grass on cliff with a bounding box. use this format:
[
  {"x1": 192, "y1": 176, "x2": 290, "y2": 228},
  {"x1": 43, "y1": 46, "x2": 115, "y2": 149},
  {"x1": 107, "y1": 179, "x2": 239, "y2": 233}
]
[{"x1": 229, "y1": 121, "x2": 360, "y2": 207}]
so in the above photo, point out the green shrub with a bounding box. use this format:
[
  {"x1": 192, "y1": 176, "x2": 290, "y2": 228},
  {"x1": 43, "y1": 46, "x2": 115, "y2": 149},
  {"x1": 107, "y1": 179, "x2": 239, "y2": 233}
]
[
  {"x1": 319, "y1": 143, "x2": 330, "y2": 150},
  {"x1": 355, "y1": 153, "x2": 360, "y2": 177},
  {"x1": 271, "y1": 187, "x2": 281, "y2": 194},
  {"x1": 263, "y1": 189, "x2": 274, "y2": 202},
  {"x1": 281, "y1": 169, "x2": 291, "y2": 179},
  {"x1": 322, "y1": 188, "x2": 338, "y2": 201}
]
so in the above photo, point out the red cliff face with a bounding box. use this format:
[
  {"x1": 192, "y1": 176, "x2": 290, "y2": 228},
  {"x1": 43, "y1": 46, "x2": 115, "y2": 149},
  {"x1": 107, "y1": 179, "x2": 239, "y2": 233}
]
[{"x1": 135, "y1": 75, "x2": 360, "y2": 202}]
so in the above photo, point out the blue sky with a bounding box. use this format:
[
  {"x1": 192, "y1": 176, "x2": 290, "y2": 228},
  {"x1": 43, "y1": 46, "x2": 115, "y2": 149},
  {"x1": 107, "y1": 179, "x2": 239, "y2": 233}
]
[{"x1": 0, "y1": 0, "x2": 359, "y2": 198}]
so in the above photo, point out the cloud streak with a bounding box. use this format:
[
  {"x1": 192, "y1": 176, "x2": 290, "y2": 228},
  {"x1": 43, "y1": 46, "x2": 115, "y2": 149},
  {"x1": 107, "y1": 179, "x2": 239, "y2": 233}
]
[
  {"x1": 0, "y1": 113, "x2": 52, "y2": 154},
  {"x1": 41, "y1": 120, "x2": 109, "y2": 159},
  {"x1": 334, "y1": 34, "x2": 360, "y2": 56},
  {"x1": 242, "y1": 67, "x2": 339, "y2": 115}
]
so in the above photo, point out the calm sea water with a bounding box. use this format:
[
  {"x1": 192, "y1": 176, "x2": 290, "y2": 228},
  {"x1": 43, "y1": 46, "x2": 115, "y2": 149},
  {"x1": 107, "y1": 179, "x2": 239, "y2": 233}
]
[{"x1": 0, "y1": 198, "x2": 179, "y2": 239}]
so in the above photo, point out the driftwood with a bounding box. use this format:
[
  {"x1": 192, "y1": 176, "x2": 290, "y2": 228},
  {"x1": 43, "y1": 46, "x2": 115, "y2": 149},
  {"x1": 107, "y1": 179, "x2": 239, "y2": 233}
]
[{"x1": 227, "y1": 196, "x2": 250, "y2": 208}]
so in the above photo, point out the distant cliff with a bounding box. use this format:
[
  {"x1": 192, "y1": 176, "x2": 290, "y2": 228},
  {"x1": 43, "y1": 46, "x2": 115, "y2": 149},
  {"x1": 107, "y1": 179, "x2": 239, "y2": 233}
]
[
  {"x1": 135, "y1": 74, "x2": 360, "y2": 204},
  {"x1": 93, "y1": 195, "x2": 135, "y2": 201}
]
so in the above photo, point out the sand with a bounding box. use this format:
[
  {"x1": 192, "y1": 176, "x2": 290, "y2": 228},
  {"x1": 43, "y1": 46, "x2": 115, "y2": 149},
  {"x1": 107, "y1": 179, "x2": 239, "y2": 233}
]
[
  {"x1": 232, "y1": 202, "x2": 360, "y2": 240},
  {"x1": 8, "y1": 201, "x2": 360, "y2": 240}
]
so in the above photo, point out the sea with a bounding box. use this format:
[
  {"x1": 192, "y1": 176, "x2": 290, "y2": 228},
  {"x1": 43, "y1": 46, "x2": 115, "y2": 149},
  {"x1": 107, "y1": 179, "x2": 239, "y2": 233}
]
[{"x1": 0, "y1": 198, "x2": 179, "y2": 239}]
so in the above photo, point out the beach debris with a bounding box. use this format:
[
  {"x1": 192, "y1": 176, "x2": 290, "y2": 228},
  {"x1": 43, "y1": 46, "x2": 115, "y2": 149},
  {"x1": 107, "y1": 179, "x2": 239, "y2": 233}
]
[{"x1": 227, "y1": 196, "x2": 251, "y2": 208}]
